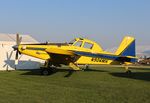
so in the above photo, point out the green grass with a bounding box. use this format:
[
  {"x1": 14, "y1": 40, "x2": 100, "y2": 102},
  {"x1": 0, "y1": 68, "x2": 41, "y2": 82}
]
[{"x1": 0, "y1": 66, "x2": 150, "y2": 103}]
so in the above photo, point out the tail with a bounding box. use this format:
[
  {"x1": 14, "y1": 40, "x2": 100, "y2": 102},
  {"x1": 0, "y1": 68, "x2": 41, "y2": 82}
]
[{"x1": 115, "y1": 36, "x2": 136, "y2": 57}]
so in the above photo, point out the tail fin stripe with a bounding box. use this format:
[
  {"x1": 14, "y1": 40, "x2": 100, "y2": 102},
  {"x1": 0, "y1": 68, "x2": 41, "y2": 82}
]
[
  {"x1": 120, "y1": 40, "x2": 136, "y2": 56},
  {"x1": 115, "y1": 36, "x2": 136, "y2": 57}
]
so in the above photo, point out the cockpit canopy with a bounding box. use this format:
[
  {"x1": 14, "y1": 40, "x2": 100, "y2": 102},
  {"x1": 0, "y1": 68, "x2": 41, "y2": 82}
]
[{"x1": 69, "y1": 38, "x2": 103, "y2": 52}]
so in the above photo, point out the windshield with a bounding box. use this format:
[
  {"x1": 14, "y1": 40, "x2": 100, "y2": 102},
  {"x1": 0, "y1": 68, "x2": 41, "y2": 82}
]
[{"x1": 73, "y1": 41, "x2": 83, "y2": 47}]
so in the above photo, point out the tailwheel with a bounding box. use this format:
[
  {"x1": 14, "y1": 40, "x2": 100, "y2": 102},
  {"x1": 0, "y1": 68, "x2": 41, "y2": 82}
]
[{"x1": 126, "y1": 70, "x2": 132, "y2": 74}]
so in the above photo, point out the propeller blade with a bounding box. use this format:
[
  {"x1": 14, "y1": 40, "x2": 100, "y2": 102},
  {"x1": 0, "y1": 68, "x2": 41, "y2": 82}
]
[
  {"x1": 19, "y1": 36, "x2": 22, "y2": 45},
  {"x1": 16, "y1": 33, "x2": 19, "y2": 45},
  {"x1": 18, "y1": 54, "x2": 23, "y2": 60},
  {"x1": 15, "y1": 50, "x2": 19, "y2": 60}
]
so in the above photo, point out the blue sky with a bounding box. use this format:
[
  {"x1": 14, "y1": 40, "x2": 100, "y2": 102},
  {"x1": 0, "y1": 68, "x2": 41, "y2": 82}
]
[{"x1": 0, "y1": 0, "x2": 150, "y2": 49}]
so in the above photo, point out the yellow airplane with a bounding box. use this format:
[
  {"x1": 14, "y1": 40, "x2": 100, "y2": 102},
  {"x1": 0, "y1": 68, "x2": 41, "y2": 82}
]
[{"x1": 13, "y1": 34, "x2": 137, "y2": 75}]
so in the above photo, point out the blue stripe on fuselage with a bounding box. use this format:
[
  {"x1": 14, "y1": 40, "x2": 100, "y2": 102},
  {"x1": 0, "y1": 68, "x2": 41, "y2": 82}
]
[
  {"x1": 74, "y1": 51, "x2": 118, "y2": 59},
  {"x1": 74, "y1": 51, "x2": 136, "y2": 62},
  {"x1": 121, "y1": 40, "x2": 136, "y2": 56}
]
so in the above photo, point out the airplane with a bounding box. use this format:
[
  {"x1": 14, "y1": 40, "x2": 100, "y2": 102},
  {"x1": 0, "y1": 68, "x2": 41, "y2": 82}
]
[{"x1": 12, "y1": 34, "x2": 137, "y2": 75}]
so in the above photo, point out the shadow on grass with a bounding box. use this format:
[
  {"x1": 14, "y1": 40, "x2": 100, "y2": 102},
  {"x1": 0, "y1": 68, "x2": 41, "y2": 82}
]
[
  {"x1": 84, "y1": 68, "x2": 108, "y2": 72},
  {"x1": 110, "y1": 72, "x2": 150, "y2": 81},
  {"x1": 20, "y1": 68, "x2": 150, "y2": 81},
  {"x1": 20, "y1": 69, "x2": 76, "y2": 78},
  {"x1": 130, "y1": 67, "x2": 150, "y2": 71},
  {"x1": 20, "y1": 68, "x2": 108, "y2": 78},
  {"x1": 20, "y1": 69, "x2": 44, "y2": 75}
]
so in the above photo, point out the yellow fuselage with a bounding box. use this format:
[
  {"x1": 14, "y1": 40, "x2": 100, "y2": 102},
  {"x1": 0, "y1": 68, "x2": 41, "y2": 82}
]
[{"x1": 18, "y1": 37, "x2": 134, "y2": 65}]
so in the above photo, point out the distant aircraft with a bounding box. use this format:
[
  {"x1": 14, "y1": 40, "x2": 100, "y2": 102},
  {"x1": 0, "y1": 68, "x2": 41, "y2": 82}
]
[{"x1": 13, "y1": 34, "x2": 137, "y2": 75}]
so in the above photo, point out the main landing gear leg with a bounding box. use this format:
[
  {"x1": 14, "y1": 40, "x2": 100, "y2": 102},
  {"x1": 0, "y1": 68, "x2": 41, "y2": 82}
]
[
  {"x1": 83, "y1": 64, "x2": 89, "y2": 71},
  {"x1": 125, "y1": 66, "x2": 132, "y2": 74}
]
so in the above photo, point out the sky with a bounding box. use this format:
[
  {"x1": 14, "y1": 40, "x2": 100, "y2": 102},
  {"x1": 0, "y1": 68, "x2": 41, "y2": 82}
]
[{"x1": 0, "y1": 0, "x2": 150, "y2": 49}]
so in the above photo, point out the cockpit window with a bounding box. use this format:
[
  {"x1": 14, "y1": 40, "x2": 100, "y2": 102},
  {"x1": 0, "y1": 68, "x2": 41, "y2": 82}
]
[
  {"x1": 74, "y1": 41, "x2": 83, "y2": 47},
  {"x1": 69, "y1": 39, "x2": 76, "y2": 45},
  {"x1": 83, "y1": 42, "x2": 93, "y2": 49}
]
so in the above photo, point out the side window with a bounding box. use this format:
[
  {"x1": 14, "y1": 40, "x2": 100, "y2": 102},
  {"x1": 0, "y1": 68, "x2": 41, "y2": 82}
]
[
  {"x1": 74, "y1": 41, "x2": 82, "y2": 47},
  {"x1": 83, "y1": 42, "x2": 93, "y2": 49}
]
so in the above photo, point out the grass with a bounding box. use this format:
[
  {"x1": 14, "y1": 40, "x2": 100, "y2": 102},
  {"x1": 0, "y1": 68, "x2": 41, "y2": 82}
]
[{"x1": 0, "y1": 66, "x2": 150, "y2": 103}]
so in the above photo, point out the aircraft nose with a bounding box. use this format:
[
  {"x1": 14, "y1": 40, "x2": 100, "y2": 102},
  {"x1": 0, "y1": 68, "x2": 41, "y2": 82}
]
[{"x1": 12, "y1": 45, "x2": 18, "y2": 50}]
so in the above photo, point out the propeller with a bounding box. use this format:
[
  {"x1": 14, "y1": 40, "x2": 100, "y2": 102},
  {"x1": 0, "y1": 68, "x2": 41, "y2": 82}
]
[{"x1": 12, "y1": 33, "x2": 22, "y2": 69}]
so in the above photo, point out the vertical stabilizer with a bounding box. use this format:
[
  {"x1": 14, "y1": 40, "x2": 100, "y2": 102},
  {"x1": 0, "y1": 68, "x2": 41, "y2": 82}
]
[{"x1": 115, "y1": 36, "x2": 136, "y2": 56}]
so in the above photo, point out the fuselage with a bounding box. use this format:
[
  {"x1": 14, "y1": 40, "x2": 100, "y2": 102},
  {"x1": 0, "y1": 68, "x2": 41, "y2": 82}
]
[{"x1": 18, "y1": 38, "x2": 129, "y2": 65}]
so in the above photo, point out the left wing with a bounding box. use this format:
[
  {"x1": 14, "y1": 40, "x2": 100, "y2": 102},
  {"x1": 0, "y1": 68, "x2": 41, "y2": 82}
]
[{"x1": 45, "y1": 48, "x2": 81, "y2": 70}]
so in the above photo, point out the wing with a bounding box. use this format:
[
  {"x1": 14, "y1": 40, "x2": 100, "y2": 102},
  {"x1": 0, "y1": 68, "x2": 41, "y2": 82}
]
[
  {"x1": 45, "y1": 48, "x2": 81, "y2": 70},
  {"x1": 45, "y1": 48, "x2": 137, "y2": 70}
]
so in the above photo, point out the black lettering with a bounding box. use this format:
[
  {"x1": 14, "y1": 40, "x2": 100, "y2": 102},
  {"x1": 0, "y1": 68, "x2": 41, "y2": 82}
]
[{"x1": 91, "y1": 58, "x2": 108, "y2": 63}]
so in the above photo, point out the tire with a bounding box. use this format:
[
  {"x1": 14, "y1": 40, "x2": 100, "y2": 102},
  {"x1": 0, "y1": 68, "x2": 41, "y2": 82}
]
[
  {"x1": 126, "y1": 70, "x2": 132, "y2": 74},
  {"x1": 41, "y1": 69, "x2": 50, "y2": 76}
]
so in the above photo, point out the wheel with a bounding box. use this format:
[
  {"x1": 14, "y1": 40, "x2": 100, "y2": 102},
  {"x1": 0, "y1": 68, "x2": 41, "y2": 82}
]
[
  {"x1": 126, "y1": 70, "x2": 132, "y2": 74},
  {"x1": 41, "y1": 69, "x2": 50, "y2": 75}
]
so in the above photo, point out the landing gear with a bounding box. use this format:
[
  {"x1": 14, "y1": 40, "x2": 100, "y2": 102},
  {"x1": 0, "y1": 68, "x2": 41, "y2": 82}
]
[
  {"x1": 85, "y1": 64, "x2": 89, "y2": 69},
  {"x1": 82, "y1": 64, "x2": 89, "y2": 71},
  {"x1": 125, "y1": 66, "x2": 132, "y2": 74},
  {"x1": 126, "y1": 70, "x2": 132, "y2": 74},
  {"x1": 40, "y1": 60, "x2": 55, "y2": 76},
  {"x1": 41, "y1": 67, "x2": 56, "y2": 75},
  {"x1": 41, "y1": 69, "x2": 50, "y2": 75}
]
